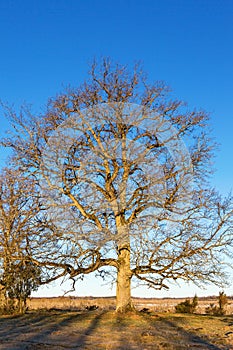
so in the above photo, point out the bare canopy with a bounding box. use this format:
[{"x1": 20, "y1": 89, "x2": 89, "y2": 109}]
[{"x1": 1, "y1": 59, "x2": 232, "y2": 312}]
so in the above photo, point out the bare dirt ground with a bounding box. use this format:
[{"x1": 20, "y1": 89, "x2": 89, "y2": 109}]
[{"x1": 0, "y1": 310, "x2": 233, "y2": 350}]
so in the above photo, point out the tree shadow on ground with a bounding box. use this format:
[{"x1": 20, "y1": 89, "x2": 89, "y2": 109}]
[
  {"x1": 0, "y1": 310, "x2": 231, "y2": 350},
  {"x1": 0, "y1": 310, "x2": 108, "y2": 349},
  {"x1": 140, "y1": 313, "x2": 226, "y2": 350},
  {"x1": 111, "y1": 312, "x2": 139, "y2": 350},
  {"x1": 221, "y1": 315, "x2": 233, "y2": 326}
]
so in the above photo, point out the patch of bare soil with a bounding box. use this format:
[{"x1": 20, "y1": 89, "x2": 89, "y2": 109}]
[{"x1": 0, "y1": 310, "x2": 232, "y2": 349}]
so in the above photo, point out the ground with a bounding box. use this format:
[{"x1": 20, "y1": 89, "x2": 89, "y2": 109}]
[{"x1": 0, "y1": 310, "x2": 233, "y2": 350}]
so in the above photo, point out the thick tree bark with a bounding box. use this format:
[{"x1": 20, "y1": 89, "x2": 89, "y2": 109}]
[{"x1": 116, "y1": 246, "x2": 134, "y2": 313}]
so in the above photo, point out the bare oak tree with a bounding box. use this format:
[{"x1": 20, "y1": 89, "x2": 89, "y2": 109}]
[{"x1": 1, "y1": 59, "x2": 233, "y2": 312}]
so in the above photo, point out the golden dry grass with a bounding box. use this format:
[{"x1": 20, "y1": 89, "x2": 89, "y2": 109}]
[{"x1": 27, "y1": 296, "x2": 233, "y2": 314}]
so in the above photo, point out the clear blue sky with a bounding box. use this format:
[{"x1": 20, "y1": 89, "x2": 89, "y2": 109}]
[{"x1": 0, "y1": 0, "x2": 232, "y2": 297}]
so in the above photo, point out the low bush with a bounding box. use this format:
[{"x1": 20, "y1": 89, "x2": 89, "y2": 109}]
[
  {"x1": 175, "y1": 295, "x2": 198, "y2": 314},
  {"x1": 205, "y1": 292, "x2": 228, "y2": 316},
  {"x1": 86, "y1": 305, "x2": 99, "y2": 311}
]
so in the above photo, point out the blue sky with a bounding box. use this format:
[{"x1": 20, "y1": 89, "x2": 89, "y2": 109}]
[{"x1": 0, "y1": 0, "x2": 233, "y2": 297}]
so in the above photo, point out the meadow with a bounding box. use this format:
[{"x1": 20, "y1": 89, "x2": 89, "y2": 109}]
[{"x1": 27, "y1": 296, "x2": 233, "y2": 315}]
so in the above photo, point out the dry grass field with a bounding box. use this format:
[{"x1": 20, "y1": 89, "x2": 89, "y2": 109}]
[
  {"x1": 27, "y1": 296, "x2": 233, "y2": 315},
  {"x1": 0, "y1": 309, "x2": 233, "y2": 349}
]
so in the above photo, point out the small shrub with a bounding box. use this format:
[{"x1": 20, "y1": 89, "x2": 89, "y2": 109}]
[
  {"x1": 192, "y1": 294, "x2": 198, "y2": 310},
  {"x1": 140, "y1": 307, "x2": 151, "y2": 314},
  {"x1": 0, "y1": 298, "x2": 16, "y2": 315},
  {"x1": 205, "y1": 291, "x2": 228, "y2": 316},
  {"x1": 86, "y1": 305, "x2": 99, "y2": 311},
  {"x1": 205, "y1": 303, "x2": 220, "y2": 315},
  {"x1": 219, "y1": 291, "x2": 228, "y2": 314},
  {"x1": 0, "y1": 260, "x2": 41, "y2": 314},
  {"x1": 175, "y1": 295, "x2": 198, "y2": 314}
]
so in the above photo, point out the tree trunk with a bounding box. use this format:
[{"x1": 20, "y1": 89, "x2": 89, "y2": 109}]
[
  {"x1": 116, "y1": 246, "x2": 134, "y2": 313},
  {"x1": 18, "y1": 298, "x2": 23, "y2": 314}
]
